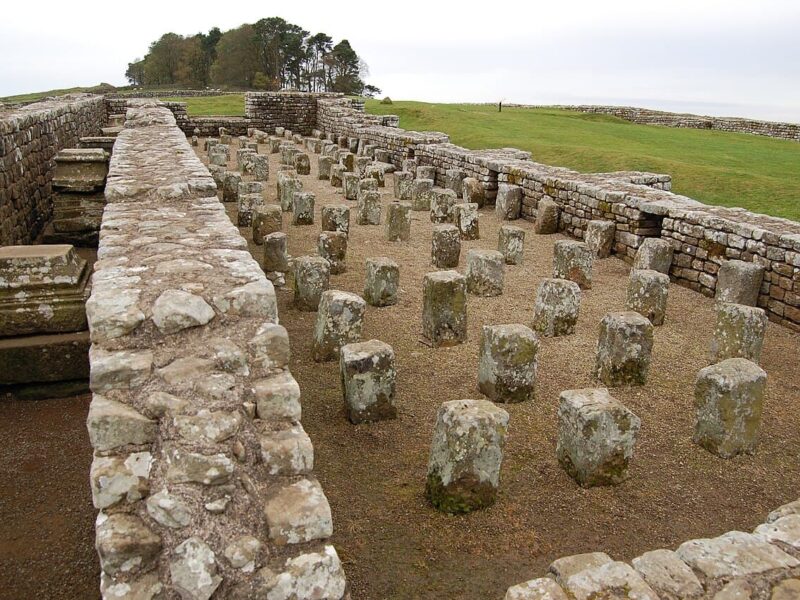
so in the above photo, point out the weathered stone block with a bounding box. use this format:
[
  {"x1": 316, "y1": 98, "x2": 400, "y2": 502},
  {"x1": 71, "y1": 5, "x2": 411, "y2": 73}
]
[
  {"x1": 260, "y1": 424, "x2": 313, "y2": 476},
  {"x1": 321, "y1": 204, "x2": 350, "y2": 236},
  {"x1": 585, "y1": 220, "x2": 615, "y2": 258},
  {"x1": 152, "y1": 289, "x2": 215, "y2": 334},
  {"x1": 222, "y1": 171, "x2": 242, "y2": 203},
  {"x1": 431, "y1": 224, "x2": 461, "y2": 269},
  {"x1": 478, "y1": 324, "x2": 539, "y2": 403},
  {"x1": 504, "y1": 578, "x2": 569, "y2": 600},
  {"x1": 252, "y1": 205, "x2": 282, "y2": 245},
  {"x1": 557, "y1": 388, "x2": 641, "y2": 487},
  {"x1": 251, "y1": 371, "x2": 301, "y2": 422},
  {"x1": 343, "y1": 173, "x2": 360, "y2": 201},
  {"x1": 430, "y1": 188, "x2": 459, "y2": 224},
  {"x1": 312, "y1": 290, "x2": 366, "y2": 362},
  {"x1": 633, "y1": 238, "x2": 674, "y2": 274},
  {"x1": 594, "y1": 311, "x2": 654, "y2": 386},
  {"x1": 453, "y1": 202, "x2": 480, "y2": 240},
  {"x1": 356, "y1": 190, "x2": 381, "y2": 225},
  {"x1": 364, "y1": 257, "x2": 399, "y2": 307},
  {"x1": 534, "y1": 199, "x2": 560, "y2": 234},
  {"x1": 52, "y1": 148, "x2": 108, "y2": 192},
  {"x1": 251, "y1": 154, "x2": 269, "y2": 181},
  {"x1": 292, "y1": 191, "x2": 315, "y2": 225},
  {"x1": 422, "y1": 270, "x2": 467, "y2": 347},
  {"x1": 340, "y1": 339, "x2": 397, "y2": 423},
  {"x1": 95, "y1": 513, "x2": 161, "y2": 577},
  {"x1": 710, "y1": 302, "x2": 768, "y2": 364},
  {"x1": 384, "y1": 202, "x2": 412, "y2": 241},
  {"x1": 364, "y1": 163, "x2": 385, "y2": 187},
  {"x1": 394, "y1": 170, "x2": 413, "y2": 200},
  {"x1": 626, "y1": 269, "x2": 670, "y2": 326},
  {"x1": 263, "y1": 231, "x2": 289, "y2": 275},
  {"x1": 466, "y1": 249, "x2": 505, "y2": 296},
  {"x1": 694, "y1": 358, "x2": 766, "y2": 458},
  {"x1": 318, "y1": 231, "x2": 348, "y2": 274},
  {"x1": 411, "y1": 178, "x2": 434, "y2": 211},
  {"x1": 293, "y1": 256, "x2": 331, "y2": 311},
  {"x1": 294, "y1": 152, "x2": 311, "y2": 175},
  {"x1": 417, "y1": 165, "x2": 437, "y2": 181},
  {"x1": 498, "y1": 225, "x2": 525, "y2": 265},
  {"x1": 318, "y1": 155, "x2": 333, "y2": 180},
  {"x1": 330, "y1": 164, "x2": 345, "y2": 188},
  {"x1": 553, "y1": 240, "x2": 593, "y2": 289},
  {"x1": 446, "y1": 168, "x2": 466, "y2": 196},
  {"x1": 462, "y1": 177, "x2": 486, "y2": 208},
  {"x1": 716, "y1": 260, "x2": 765, "y2": 306},
  {"x1": 87, "y1": 395, "x2": 156, "y2": 452},
  {"x1": 426, "y1": 399, "x2": 509, "y2": 513},
  {"x1": 90, "y1": 451, "x2": 151, "y2": 509},
  {"x1": 561, "y1": 561, "x2": 657, "y2": 600},
  {"x1": 277, "y1": 171, "x2": 301, "y2": 212},
  {"x1": 532, "y1": 279, "x2": 582, "y2": 337},
  {"x1": 631, "y1": 549, "x2": 704, "y2": 600},
  {"x1": 496, "y1": 184, "x2": 522, "y2": 220},
  {"x1": 264, "y1": 478, "x2": 333, "y2": 544}
]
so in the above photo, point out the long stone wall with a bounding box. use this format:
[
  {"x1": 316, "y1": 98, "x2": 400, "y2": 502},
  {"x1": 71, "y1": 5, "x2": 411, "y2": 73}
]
[
  {"x1": 0, "y1": 94, "x2": 106, "y2": 245},
  {"x1": 246, "y1": 91, "x2": 343, "y2": 136},
  {"x1": 86, "y1": 101, "x2": 346, "y2": 599}
]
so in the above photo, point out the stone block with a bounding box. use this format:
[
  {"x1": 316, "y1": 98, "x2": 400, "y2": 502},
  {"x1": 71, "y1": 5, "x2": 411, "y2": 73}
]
[
  {"x1": 356, "y1": 190, "x2": 381, "y2": 225},
  {"x1": 423, "y1": 270, "x2": 467, "y2": 347},
  {"x1": 251, "y1": 371, "x2": 301, "y2": 422},
  {"x1": 498, "y1": 225, "x2": 525, "y2": 265},
  {"x1": 340, "y1": 340, "x2": 397, "y2": 423},
  {"x1": 52, "y1": 148, "x2": 108, "y2": 192},
  {"x1": 549, "y1": 552, "x2": 613, "y2": 584},
  {"x1": 417, "y1": 165, "x2": 437, "y2": 181},
  {"x1": 237, "y1": 193, "x2": 262, "y2": 227},
  {"x1": 594, "y1": 311, "x2": 654, "y2": 386},
  {"x1": 478, "y1": 324, "x2": 539, "y2": 403},
  {"x1": 0, "y1": 331, "x2": 90, "y2": 387},
  {"x1": 561, "y1": 561, "x2": 657, "y2": 600},
  {"x1": 710, "y1": 302, "x2": 768, "y2": 364},
  {"x1": 251, "y1": 154, "x2": 269, "y2": 181},
  {"x1": 496, "y1": 184, "x2": 522, "y2": 220},
  {"x1": 277, "y1": 171, "x2": 301, "y2": 212},
  {"x1": 340, "y1": 152, "x2": 356, "y2": 172},
  {"x1": 394, "y1": 170, "x2": 413, "y2": 199},
  {"x1": 385, "y1": 201, "x2": 412, "y2": 241},
  {"x1": 151, "y1": 289, "x2": 215, "y2": 334},
  {"x1": 318, "y1": 231, "x2": 348, "y2": 275},
  {"x1": 222, "y1": 171, "x2": 242, "y2": 203},
  {"x1": 445, "y1": 168, "x2": 467, "y2": 196},
  {"x1": 364, "y1": 163, "x2": 385, "y2": 187},
  {"x1": 553, "y1": 240, "x2": 593, "y2": 289},
  {"x1": 431, "y1": 224, "x2": 461, "y2": 268},
  {"x1": 330, "y1": 164, "x2": 345, "y2": 188},
  {"x1": 264, "y1": 478, "x2": 333, "y2": 545},
  {"x1": 87, "y1": 395, "x2": 156, "y2": 452},
  {"x1": 411, "y1": 178, "x2": 434, "y2": 211},
  {"x1": 293, "y1": 256, "x2": 331, "y2": 311},
  {"x1": 343, "y1": 173, "x2": 360, "y2": 201},
  {"x1": 402, "y1": 158, "x2": 418, "y2": 175},
  {"x1": 633, "y1": 238, "x2": 674, "y2": 274},
  {"x1": 557, "y1": 387, "x2": 641, "y2": 486},
  {"x1": 318, "y1": 155, "x2": 333, "y2": 180},
  {"x1": 260, "y1": 424, "x2": 313, "y2": 476},
  {"x1": 312, "y1": 290, "x2": 366, "y2": 362},
  {"x1": 534, "y1": 199, "x2": 560, "y2": 234},
  {"x1": 426, "y1": 399, "x2": 509, "y2": 513},
  {"x1": 694, "y1": 358, "x2": 767, "y2": 458},
  {"x1": 626, "y1": 269, "x2": 670, "y2": 325},
  {"x1": 430, "y1": 188, "x2": 459, "y2": 223},
  {"x1": 631, "y1": 549, "x2": 704, "y2": 599},
  {"x1": 505, "y1": 579, "x2": 569, "y2": 600},
  {"x1": 453, "y1": 202, "x2": 480, "y2": 240},
  {"x1": 716, "y1": 260, "x2": 765, "y2": 306},
  {"x1": 292, "y1": 191, "x2": 315, "y2": 225},
  {"x1": 263, "y1": 232, "x2": 289, "y2": 274},
  {"x1": 532, "y1": 279, "x2": 582, "y2": 337},
  {"x1": 95, "y1": 513, "x2": 161, "y2": 577},
  {"x1": 252, "y1": 205, "x2": 282, "y2": 245},
  {"x1": 321, "y1": 204, "x2": 350, "y2": 236},
  {"x1": 364, "y1": 257, "x2": 399, "y2": 307},
  {"x1": 294, "y1": 152, "x2": 311, "y2": 175},
  {"x1": 466, "y1": 249, "x2": 505, "y2": 296},
  {"x1": 585, "y1": 220, "x2": 615, "y2": 258},
  {"x1": 462, "y1": 177, "x2": 486, "y2": 208}
]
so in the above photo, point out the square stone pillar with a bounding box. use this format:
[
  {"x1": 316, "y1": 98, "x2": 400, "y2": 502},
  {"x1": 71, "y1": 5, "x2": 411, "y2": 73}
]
[{"x1": 340, "y1": 340, "x2": 397, "y2": 423}]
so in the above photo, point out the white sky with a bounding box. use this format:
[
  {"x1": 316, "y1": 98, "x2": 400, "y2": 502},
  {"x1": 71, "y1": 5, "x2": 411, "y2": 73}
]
[{"x1": 2, "y1": 0, "x2": 799, "y2": 121}]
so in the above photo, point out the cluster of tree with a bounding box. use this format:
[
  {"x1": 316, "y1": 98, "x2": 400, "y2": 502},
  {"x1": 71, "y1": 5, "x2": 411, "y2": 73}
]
[{"x1": 125, "y1": 17, "x2": 380, "y2": 96}]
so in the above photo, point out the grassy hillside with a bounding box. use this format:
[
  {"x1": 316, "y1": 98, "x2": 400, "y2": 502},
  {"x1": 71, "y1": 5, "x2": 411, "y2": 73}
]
[
  {"x1": 160, "y1": 94, "x2": 245, "y2": 116},
  {"x1": 366, "y1": 101, "x2": 800, "y2": 221}
]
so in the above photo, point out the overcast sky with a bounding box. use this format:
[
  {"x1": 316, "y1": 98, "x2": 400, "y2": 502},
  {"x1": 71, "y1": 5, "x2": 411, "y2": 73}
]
[{"x1": 2, "y1": 0, "x2": 798, "y2": 121}]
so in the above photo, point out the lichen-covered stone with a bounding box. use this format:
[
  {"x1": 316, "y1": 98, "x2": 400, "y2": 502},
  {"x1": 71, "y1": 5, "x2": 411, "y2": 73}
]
[
  {"x1": 166, "y1": 448, "x2": 234, "y2": 485},
  {"x1": 87, "y1": 395, "x2": 156, "y2": 452},
  {"x1": 260, "y1": 424, "x2": 314, "y2": 476},
  {"x1": 534, "y1": 199, "x2": 560, "y2": 234},
  {"x1": 411, "y1": 178, "x2": 434, "y2": 211},
  {"x1": 364, "y1": 257, "x2": 399, "y2": 307},
  {"x1": 312, "y1": 290, "x2": 366, "y2": 361},
  {"x1": 90, "y1": 452, "x2": 152, "y2": 509},
  {"x1": 557, "y1": 388, "x2": 641, "y2": 487},
  {"x1": 453, "y1": 202, "x2": 479, "y2": 240},
  {"x1": 505, "y1": 578, "x2": 569, "y2": 600},
  {"x1": 585, "y1": 220, "x2": 615, "y2": 258},
  {"x1": 594, "y1": 311, "x2": 654, "y2": 386},
  {"x1": 553, "y1": 240, "x2": 593, "y2": 289},
  {"x1": 251, "y1": 371, "x2": 301, "y2": 422},
  {"x1": 431, "y1": 224, "x2": 461, "y2": 269},
  {"x1": 151, "y1": 289, "x2": 215, "y2": 334},
  {"x1": 263, "y1": 231, "x2": 289, "y2": 275},
  {"x1": 384, "y1": 201, "x2": 412, "y2": 241},
  {"x1": 329, "y1": 164, "x2": 345, "y2": 188},
  {"x1": 394, "y1": 170, "x2": 413, "y2": 200},
  {"x1": 716, "y1": 260, "x2": 765, "y2": 306},
  {"x1": 496, "y1": 184, "x2": 522, "y2": 220},
  {"x1": 498, "y1": 225, "x2": 525, "y2": 265},
  {"x1": 417, "y1": 165, "x2": 436, "y2": 181},
  {"x1": 340, "y1": 339, "x2": 397, "y2": 423},
  {"x1": 222, "y1": 171, "x2": 242, "y2": 203},
  {"x1": 318, "y1": 155, "x2": 333, "y2": 180},
  {"x1": 343, "y1": 173, "x2": 360, "y2": 201},
  {"x1": 694, "y1": 358, "x2": 767, "y2": 458},
  {"x1": 251, "y1": 154, "x2": 269, "y2": 181},
  {"x1": 318, "y1": 231, "x2": 348, "y2": 274},
  {"x1": 561, "y1": 560, "x2": 658, "y2": 600},
  {"x1": 95, "y1": 513, "x2": 161, "y2": 577},
  {"x1": 293, "y1": 255, "x2": 330, "y2": 311},
  {"x1": 264, "y1": 478, "x2": 333, "y2": 544},
  {"x1": 252, "y1": 204, "x2": 282, "y2": 245},
  {"x1": 466, "y1": 249, "x2": 505, "y2": 297},
  {"x1": 145, "y1": 488, "x2": 191, "y2": 529},
  {"x1": 292, "y1": 191, "x2": 315, "y2": 225},
  {"x1": 478, "y1": 324, "x2": 539, "y2": 403},
  {"x1": 430, "y1": 188, "x2": 458, "y2": 223},
  {"x1": 631, "y1": 549, "x2": 704, "y2": 599},
  {"x1": 364, "y1": 163, "x2": 385, "y2": 187},
  {"x1": 633, "y1": 238, "x2": 674, "y2": 274},
  {"x1": 356, "y1": 190, "x2": 381, "y2": 225},
  {"x1": 294, "y1": 152, "x2": 310, "y2": 175},
  {"x1": 277, "y1": 171, "x2": 302, "y2": 212},
  {"x1": 422, "y1": 270, "x2": 467, "y2": 347},
  {"x1": 250, "y1": 545, "x2": 346, "y2": 600},
  {"x1": 626, "y1": 269, "x2": 670, "y2": 326},
  {"x1": 709, "y1": 302, "x2": 768, "y2": 364},
  {"x1": 445, "y1": 168, "x2": 466, "y2": 196},
  {"x1": 321, "y1": 204, "x2": 350, "y2": 236},
  {"x1": 169, "y1": 537, "x2": 222, "y2": 600},
  {"x1": 426, "y1": 399, "x2": 509, "y2": 513},
  {"x1": 462, "y1": 177, "x2": 486, "y2": 208},
  {"x1": 532, "y1": 278, "x2": 581, "y2": 337},
  {"x1": 224, "y1": 535, "x2": 262, "y2": 572}
]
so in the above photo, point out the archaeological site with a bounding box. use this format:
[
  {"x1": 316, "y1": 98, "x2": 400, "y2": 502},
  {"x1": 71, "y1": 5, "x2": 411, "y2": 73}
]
[{"x1": 1, "y1": 85, "x2": 800, "y2": 600}]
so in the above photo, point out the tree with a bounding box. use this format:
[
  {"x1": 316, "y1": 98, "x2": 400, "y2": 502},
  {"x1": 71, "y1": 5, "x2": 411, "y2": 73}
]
[
  {"x1": 125, "y1": 59, "x2": 146, "y2": 85},
  {"x1": 326, "y1": 40, "x2": 364, "y2": 94},
  {"x1": 363, "y1": 84, "x2": 382, "y2": 98},
  {"x1": 210, "y1": 24, "x2": 259, "y2": 88},
  {"x1": 146, "y1": 33, "x2": 185, "y2": 85}
]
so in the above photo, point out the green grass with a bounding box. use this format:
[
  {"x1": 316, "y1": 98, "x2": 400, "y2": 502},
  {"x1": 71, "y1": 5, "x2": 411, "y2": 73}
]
[
  {"x1": 159, "y1": 94, "x2": 245, "y2": 116},
  {"x1": 365, "y1": 100, "x2": 800, "y2": 221},
  {"x1": 0, "y1": 84, "x2": 116, "y2": 104}
]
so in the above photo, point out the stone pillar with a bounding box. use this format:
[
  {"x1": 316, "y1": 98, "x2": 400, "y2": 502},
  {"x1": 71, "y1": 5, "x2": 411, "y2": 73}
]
[
  {"x1": 277, "y1": 171, "x2": 301, "y2": 212},
  {"x1": 364, "y1": 257, "x2": 399, "y2": 307},
  {"x1": 496, "y1": 184, "x2": 522, "y2": 220},
  {"x1": 557, "y1": 388, "x2": 641, "y2": 487},
  {"x1": 709, "y1": 302, "x2": 768, "y2": 364},
  {"x1": 417, "y1": 165, "x2": 437, "y2": 181},
  {"x1": 534, "y1": 199, "x2": 560, "y2": 234},
  {"x1": 594, "y1": 311, "x2": 654, "y2": 386},
  {"x1": 237, "y1": 148, "x2": 255, "y2": 172},
  {"x1": 532, "y1": 279, "x2": 581, "y2": 337},
  {"x1": 394, "y1": 171, "x2": 413, "y2": 199},
  {"x1": 694, "y1": 358, "x2": 767, "y2": 458},
  {"x1": 426, "y1": 399, "x2": 509, "y2": 513},
  {"x1": 340, "y1": 152, "x2": 356, "y2": 172},
  {"x1": 318, "y1": 231, "x2": 348, "y2": 275},
  {"x1": 294, "y1": 153, "x2": 311, "y2": 175},
  {"x1": 321, "y1": 205, "x2": 350, "y2": 236},
  {"x1": 431, "y1": 225, "x2": 461, "y2": 269},
  {"x1": 625, "y1": 269, "x2": 670, "y2": 326},
  {"x1": 293, "y1": 256, "x2": 331, "y2": 311},
  {"x1": 453, "y1": 203, "x2": 479, "y2": 240},
  {"x1": 252, "y1": 205, "x2": 282, "y2": 245},
  {"x1": 340, "y1": 340, "x2": 397, "y2": 423},
  {"x1": 430, "y1": 189, "x2": 459, "y2": 223},
  {"x1": 445, "y1": 168, "x2": 466, "y2": 196},
  {"x1": 356, "y1": 190, "x2": 381, "y2": 225},
  {"x1": 343, "y1": 173, "x2": 360, "y2": 201},
  {"x1": 462, "y1": 177, "x2": 486, "y2": 208},
  {"x1": 330, "y1": 164, "x2": 345, "y2": 188},
  {"x1": 237, "y1": 193, "x2": 262, "y2": 227},
  {"x1": 384, "y1": 202, "x2": 412, "y2": 241},
  {"x1": 222, "y1": 171, "x2": 242, "y2": 203},
  {"x1": 633, "y1": 238, "x2": 673, "y2": 274},
  {"x1": 411, "y1": 179, "x2": 434, "y2": 211},
  {"x1": 466, "y1": 249, "x2": 505, "y2": 297},
  {"x1": 357, "y1": 177, "x2": 378, "y2": 203},
  {"x1": 292, "y1": 191, "x2": 315, "y2": 226},
  {"x1": 715, "y1": 260, "x2": 764, "y2": 306},
  {"x1": 498, "y1": 225, "x2": 525, "y2": 265},
  {"x1": 268, "y1": 137, "x2": 281, "y2": 153},
  {"x1": 585, "y1": 220, "x2": 615, "y2": 258},
  {"x1": 364, "y1": 164, "x2": 385, "y2": 187},
  {"x1": 402, "y1": 158, "x2": 418, "y2": 175},
  {"x1": 478, "y1": 324, "x2": 539, "y2": 403},
  {"x1": 318, "y1": 156, "x2": 333, "y2": 181},
  {"x1": 422, "y1": 270, "x2": 467, "y2": 347},
  {"x1": 553, "y1": 240, "x2": 593, "y2": 289},
  {"x1": 251, "y1": 155, "x2": 269, "y2": 181},
  {"x1": 312, "y1": 291, "x2": 366, "y2": 362},
  {"x1": 355, "y1": 156, "x2": 370, "y2": 177},
  {"x1": 263, "y1": 231, "x2": 289, "y2": 274}
]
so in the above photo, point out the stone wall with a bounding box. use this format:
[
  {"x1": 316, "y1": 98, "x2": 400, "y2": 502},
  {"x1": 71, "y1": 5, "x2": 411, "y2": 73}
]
[
  {"x1": 516, "y1": 104, "x2": 800, "y2": 142},
  {"x1": 505, "y1": 498, "x2": 800, "y2": 599},
  {"x1": 86, "y1": 101, "x2": 346, "y2": 598},
  {"x1": 0, "y1": 94, "x2": 106, "y2": 245},
  {"x1": 246, "y1": 91, "x2": 343, "y2": 136}
]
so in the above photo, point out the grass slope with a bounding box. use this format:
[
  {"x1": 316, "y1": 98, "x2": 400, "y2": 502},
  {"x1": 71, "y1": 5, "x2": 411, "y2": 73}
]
[{"x1": 366, "y1": 100, "x2": 800, "y2": 221}]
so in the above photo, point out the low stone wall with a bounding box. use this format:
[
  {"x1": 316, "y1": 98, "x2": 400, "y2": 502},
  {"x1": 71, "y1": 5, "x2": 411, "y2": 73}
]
[
  {"x1": 107, "y1": 89, "x2": 240, "y2": 99},
  {"x1": 506, "y1": 498, "x2": 800, "y2": 599},
  {"x1": 518, "y1": 104, "x2": 800, "y2": 142},
  {"x1": 86, "y1": 101, "x2": 346, "y2": 598},
  {"x1": 0, "y1": 94, "x2": 106, "y2": 245},
  {"x1": 246, "y1": 91, "x2": 343, "y2": 136}
]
